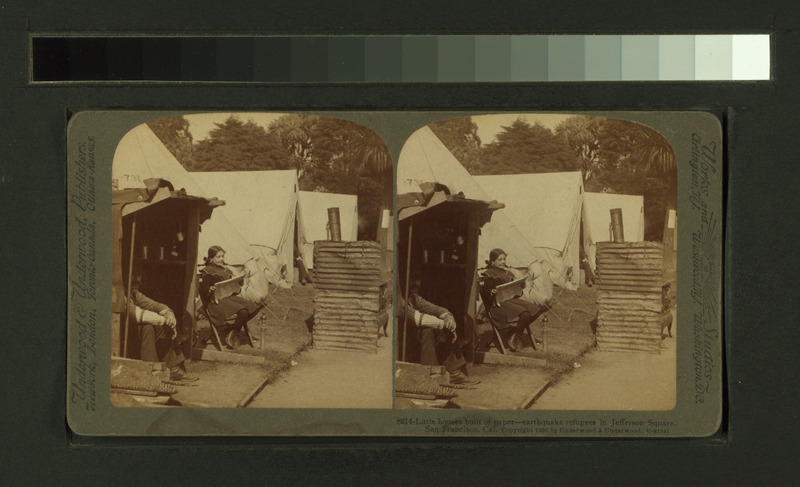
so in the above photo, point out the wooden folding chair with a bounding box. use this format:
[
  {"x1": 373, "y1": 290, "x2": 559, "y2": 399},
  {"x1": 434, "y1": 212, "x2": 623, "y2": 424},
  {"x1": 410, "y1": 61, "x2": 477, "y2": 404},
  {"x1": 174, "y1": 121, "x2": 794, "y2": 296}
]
[
  {"x1": 476, "y1": 273, "x2": 538, "y2": 355},
  {"x1": 195, "y1": 273, "x2": 262, "y2": 351}
]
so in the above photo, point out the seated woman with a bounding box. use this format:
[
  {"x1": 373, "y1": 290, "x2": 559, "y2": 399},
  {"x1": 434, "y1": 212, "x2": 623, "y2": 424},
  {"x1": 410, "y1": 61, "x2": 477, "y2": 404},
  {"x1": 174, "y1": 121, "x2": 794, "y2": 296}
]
[
  {"x1": 481, "y1": 248, "x2": 543, "y2": 352},
  {"x1": 199, "y1": 245, "x2": 261, "y2": 348}
]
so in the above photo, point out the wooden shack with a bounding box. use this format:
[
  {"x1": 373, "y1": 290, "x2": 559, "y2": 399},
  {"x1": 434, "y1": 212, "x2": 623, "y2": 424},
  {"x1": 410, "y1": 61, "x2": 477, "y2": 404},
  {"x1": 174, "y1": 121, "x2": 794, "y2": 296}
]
[
  {"x1": 595, "y1": 241, "x2": 665, "y2": 353},
  {"x1": 312, "y1": 241, "x2": 390, "y2": 352},
  {"x1": 112, "y1": 179, "x2": 222, "y2": 361},
  {"x1": 397, "y1": 187, "x2": 502, "y2": 364}
]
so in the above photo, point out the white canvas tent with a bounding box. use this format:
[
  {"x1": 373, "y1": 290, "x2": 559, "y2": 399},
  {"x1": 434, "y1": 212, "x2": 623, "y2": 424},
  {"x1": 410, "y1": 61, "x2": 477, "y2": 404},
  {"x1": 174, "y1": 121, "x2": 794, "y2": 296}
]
[
  {"x1": 582, "y1": 192, "x2": 645, "y2": 270},
  {"x1": 111, "y1": 124, "x2": 298, "y2": 277},
  {"x1": 191, "y1": 170, "x2": 299, "y2": 276},
  {"x1": 113, "y1": 123, "x2": 203, "y2": 195},
  {"x1": 297, "y1": 190, "x2": 358, "y2": 269},
  {"x1": 398, "y1": 126, "x2": 580, "y2": 288},
  {"x1": 112, "y1": 124, "x2": 256, "y2": 266},
  {"x1": 475, "y1": 172, "x2": 586, "y2": 288},
  {"x1": 398, "y1": 126, "x2": 539, "y2": 268}
]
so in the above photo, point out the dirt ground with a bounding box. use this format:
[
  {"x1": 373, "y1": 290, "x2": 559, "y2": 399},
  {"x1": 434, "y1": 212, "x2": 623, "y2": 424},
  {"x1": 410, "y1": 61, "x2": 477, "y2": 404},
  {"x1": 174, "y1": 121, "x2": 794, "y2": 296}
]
[
  {"x1": 530, "y1": 308, "x2": 677, "y2": 410},
  {"x1": 167, "y1": 285, "x2": 316, "y2": 408},
  {"x1": 447, "y1": 286, "x2": 677, "y2": 410},
  {"x1": 445, "y1": 363, "x2": 550, "y2": 409},
  {"x1": 167, "y1": 282, "x2": 394, "y2": 409},
  {"x1": 137, "y1": 281, "x2": 674, "y2": 411},
  {"x1": 248, "y1": 325, "x2": 393, "y2": 409},
  {"x1": 398, "y1": 285, "x2": 599, "y2": 410}
]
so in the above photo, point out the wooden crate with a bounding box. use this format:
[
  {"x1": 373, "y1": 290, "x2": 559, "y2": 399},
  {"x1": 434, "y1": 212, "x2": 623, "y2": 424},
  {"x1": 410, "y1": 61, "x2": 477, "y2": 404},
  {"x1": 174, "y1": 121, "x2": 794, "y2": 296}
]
[
  {"x1": 312, "y1": 241, "x2": 387, "y2": 353},
  {"x1": 595, "y1": 242, "x2": 665, "y2": 353}
]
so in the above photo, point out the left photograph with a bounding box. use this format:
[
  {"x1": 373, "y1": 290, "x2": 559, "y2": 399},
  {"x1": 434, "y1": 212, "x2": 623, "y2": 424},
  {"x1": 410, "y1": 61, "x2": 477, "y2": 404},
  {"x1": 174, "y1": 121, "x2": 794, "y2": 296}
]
[{"x1": 109, "y1": 113, "x2": 394, "y2": 408}]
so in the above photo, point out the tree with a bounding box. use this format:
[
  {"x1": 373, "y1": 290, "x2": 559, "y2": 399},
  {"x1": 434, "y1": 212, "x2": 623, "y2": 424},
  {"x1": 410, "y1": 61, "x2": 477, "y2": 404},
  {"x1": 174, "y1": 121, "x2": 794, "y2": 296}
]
[
  {"x1": 286, "y1": 117, "x2": 392, "y2": 188},
  {"x1": 478, "y1": 119, "x2": 578, "y2": 175},
  {"x1": 348, "y1": 128, "x2": 393, "y2": 178},
  {"x1": 267, "y1": 115, "x2": 393, "y2": 240},
  {"x1": 298, "y1": 117, "x2": 393, "y2": 239},
  {"x1": 345, "y1": 126, "x2": 393, "y2": 239},
  {"x1": 581, "y1": 118, "x2": 678, "y2": 240},
  {"x1": 477, "y1": 114, "x2": 677, "y2": 241},
  {"x1": 267, "y1": 114, "x2": 320, "y2": 180},
  {"x1": 147, "y1": 116, "x2": 196, "y2": 170},
  {"x1": 192, "y1": 115, "x2": 289, "y2": 171},
  {"x1": 304, "y1": 117, "x2": 392, "y2": 178},
  {"x1": 554, "y1": 115, "x2": 606, "y2": 182},
  {"x1": 622, "y1": 122, "x2": 678, "y2": 239},
  {"x1": 429, "y1": 117, "x2": 482, "y2": 173}
]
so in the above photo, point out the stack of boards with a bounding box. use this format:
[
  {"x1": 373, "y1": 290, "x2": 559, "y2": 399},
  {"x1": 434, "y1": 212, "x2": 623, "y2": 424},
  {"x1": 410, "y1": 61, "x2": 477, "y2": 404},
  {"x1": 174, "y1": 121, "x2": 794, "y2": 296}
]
[
  {"x1": 595, "y1": 241, "x2": 665, "y2": 353},
  {"x1": 313, "y1": 241, "x2": 387, "y2": 353}
]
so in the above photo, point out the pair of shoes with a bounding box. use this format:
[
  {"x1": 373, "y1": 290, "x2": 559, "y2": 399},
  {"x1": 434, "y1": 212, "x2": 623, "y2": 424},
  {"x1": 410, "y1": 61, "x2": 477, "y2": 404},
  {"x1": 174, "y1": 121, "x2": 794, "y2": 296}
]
[
  {"x1": 508, "y1": 333, "x2": 525, "y2": 352},
  {"x1": 169, "y1": 367, "x2": 199, "y2": 382},
  {"x1": 450, "y1": 371, "x2": 480, "y2": 385}
]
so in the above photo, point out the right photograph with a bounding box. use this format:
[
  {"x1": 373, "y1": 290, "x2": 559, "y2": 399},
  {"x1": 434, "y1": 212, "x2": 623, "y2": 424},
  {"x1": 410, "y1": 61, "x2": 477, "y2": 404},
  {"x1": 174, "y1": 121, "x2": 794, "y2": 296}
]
[{"x1": 395, "y1": 114, "x2": 677, "y2": 410}]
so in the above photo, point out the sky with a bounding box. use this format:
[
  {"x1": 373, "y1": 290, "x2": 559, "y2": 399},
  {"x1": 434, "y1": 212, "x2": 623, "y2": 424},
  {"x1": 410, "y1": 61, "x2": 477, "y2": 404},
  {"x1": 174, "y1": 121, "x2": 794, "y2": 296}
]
[{"x1": 473, "y1": 113, "x2": 573, "y2": 146}]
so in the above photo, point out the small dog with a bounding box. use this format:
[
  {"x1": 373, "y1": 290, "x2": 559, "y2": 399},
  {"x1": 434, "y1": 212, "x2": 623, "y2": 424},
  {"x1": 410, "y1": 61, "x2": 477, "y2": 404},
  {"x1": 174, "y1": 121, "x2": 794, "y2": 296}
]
[
  {"x1": 661, "y1": 284, "x2": 674, "y2": 339},
  {"x1": 660, "y1": 310, "x2": 674, "y2": 339}
]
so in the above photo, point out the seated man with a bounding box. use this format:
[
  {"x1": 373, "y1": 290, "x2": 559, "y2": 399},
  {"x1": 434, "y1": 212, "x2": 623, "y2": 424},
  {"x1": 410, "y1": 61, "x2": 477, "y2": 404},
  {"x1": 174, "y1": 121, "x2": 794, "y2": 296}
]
[
  {"x1": 126, "y1": 277, "x2": 198, "y2": 384},
  {"x1": 397, "y1": 282, "x2": 479, "y2": 386}
]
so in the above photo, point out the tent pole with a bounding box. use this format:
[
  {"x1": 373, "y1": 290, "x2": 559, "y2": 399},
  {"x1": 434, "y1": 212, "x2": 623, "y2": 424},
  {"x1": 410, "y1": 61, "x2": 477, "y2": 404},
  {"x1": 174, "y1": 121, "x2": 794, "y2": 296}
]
[
  {"x1": 123, "y1": 215, "x2": 137, "y2": 358},
  {"x1": 402, "y1": 223, "x2": 413, "y2": 363}
]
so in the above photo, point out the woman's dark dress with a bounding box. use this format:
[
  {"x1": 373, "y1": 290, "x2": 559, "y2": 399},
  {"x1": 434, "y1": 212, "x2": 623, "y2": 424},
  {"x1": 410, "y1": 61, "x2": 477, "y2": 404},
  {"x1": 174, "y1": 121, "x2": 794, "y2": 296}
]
[
  {"x1": 482, "y1": 266, "x2": 540, "y2": 326},
  {"x1": 199, "y1": 263, "x2": 260, "y2": 324}
]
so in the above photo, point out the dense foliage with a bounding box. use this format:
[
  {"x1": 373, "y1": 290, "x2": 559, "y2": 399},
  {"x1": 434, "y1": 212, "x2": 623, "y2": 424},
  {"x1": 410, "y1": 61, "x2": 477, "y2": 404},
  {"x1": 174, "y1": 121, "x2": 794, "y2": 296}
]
[
  {"x1": 479, "y1": 119, "x2": 578, "y2": 175},
  {"x1": 193, "y1": 117, "x2": 290, "y2": 171}
]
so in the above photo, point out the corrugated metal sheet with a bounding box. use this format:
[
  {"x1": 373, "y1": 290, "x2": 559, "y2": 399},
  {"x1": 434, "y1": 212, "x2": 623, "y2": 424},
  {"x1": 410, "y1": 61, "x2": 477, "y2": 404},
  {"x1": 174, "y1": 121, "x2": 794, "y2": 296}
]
[
  {"x1": 312, "y1": 241, "x2": 388, "y2": 352},
  {"x1": 595, "y1": 242, "x2": 665, "y2": 353}
]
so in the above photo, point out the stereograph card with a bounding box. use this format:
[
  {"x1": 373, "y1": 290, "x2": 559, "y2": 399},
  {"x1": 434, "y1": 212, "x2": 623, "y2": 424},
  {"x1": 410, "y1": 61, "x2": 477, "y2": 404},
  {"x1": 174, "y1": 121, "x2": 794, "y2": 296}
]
[{"x1": 66, "y1": 110, "x2": 722, "y2": 437}]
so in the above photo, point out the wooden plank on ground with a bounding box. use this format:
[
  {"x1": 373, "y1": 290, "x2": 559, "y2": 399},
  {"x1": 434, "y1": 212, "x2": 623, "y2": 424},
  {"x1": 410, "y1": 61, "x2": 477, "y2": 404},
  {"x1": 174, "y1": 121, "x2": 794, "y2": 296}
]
[{"x1": 191, "y1": 347, "x2": 266, "y2": 365}]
